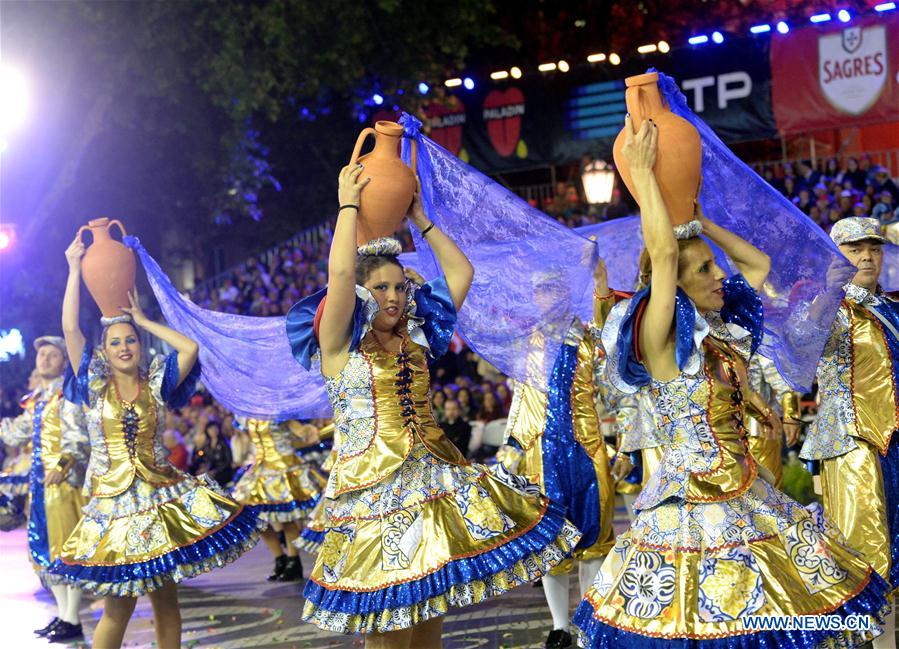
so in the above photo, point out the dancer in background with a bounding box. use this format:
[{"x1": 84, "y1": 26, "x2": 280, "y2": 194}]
[
  {"x1": 289, "y1": 163, "x2": 580, "y2": 648},
  {"x1": 503, "y1": 256, "x2": 630, "y2": 649},
  {"x1": 575, "y1": 116, "x2": 889, "y2": 648},
  {"x1": 52, "y1": 235, "x2": 261, "y2": 649},
  {"x1": 0, "y1": 336, "x2": 89, "y2": 643},
  {"x1": 231, "y1": 417, "x2": 326, "y2": 582},
  {"x1": 747, "y1": 352, "x2": 801, "y2": 488},
  {"x1": 801, "y1": 217, "x2": 899, "y2": 648}
]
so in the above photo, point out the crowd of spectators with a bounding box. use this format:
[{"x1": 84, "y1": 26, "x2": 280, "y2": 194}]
[
  {"x1": 755, "y1": 155, "x2": 899, "y2": 234},
  {"x1": 4, "y1": 153, "x2": 898, "y2": 483}
]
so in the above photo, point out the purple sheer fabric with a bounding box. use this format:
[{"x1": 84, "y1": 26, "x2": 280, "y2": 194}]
[
  {"x1": 398, "y1": 114, "x2": 597, "y2": 390},
  {"x1": 656, "y1": 71, "x2": 853, "y2": 391},
  {"x1": 126, "y1": 237, "x2": 332, "y2": 419},
  {"x1": 883, "y1": 243, "x2": 899, "y2": 292}
]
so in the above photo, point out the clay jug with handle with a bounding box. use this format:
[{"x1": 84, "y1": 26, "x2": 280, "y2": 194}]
[
  {"x1": 349, "y1": 121, "x2": 418, "y2": 245},
  {"x1": 78, "y1": 218, "x2": 136, "y2": 318},
  {"x1": 612, "y1": 72, "x2": 702, "y2": 226}
]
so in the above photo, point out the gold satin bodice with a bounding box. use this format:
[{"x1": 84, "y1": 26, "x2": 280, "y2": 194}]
[
  {"x1": 846, "y1": 301, "x2": 899, "y2": 454},
  {"x1": 246, "y1": 419, "x2": 300, "y2": 470},
  {"x1": 327, "y1": 331, "x2": 468, "y2": 496},
  {"x1": 683, "y1": 337, "x2": 758, "y2": 502},
  {"x1": 93, "y1": 379, "x2": 180, "y2": 498},
  {"x1": 30, "y1": 390, "x2": 65, "y2": 471}
]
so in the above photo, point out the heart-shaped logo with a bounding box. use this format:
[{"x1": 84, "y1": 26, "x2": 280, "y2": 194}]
[
  {"x1": 425, "y1": 99, "x2": 466, "y2": 155},
  {"x1": 483, "y1": 87, "x2": 525, "y2": 157}
]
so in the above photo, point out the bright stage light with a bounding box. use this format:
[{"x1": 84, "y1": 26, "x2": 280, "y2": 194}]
[
  {"x1": 445, "y1": 78, "x2": 462, "y2": 88},
  {"x1": 463, "y1": 77, "x2": 475, "y2": 90},
  {"x1": 810, "y1": 13, "x2": 832, "y2": 23},
  {"x1": 750, "y1": 24, "x2": 771, "y2": 33},
  {"x1": 0, "y1": 232, "x2": 9, "y2": 250},
  {"x1": 490, "y1": 70, "x2": 509, "y2": 80},
  {"x1": 582, "y1": 160, "x2": 616, "y2": 204},
  {"x1": 658, "y1": 41, "x2": 670, "y2": 53},
  {"x1": 688, "y1": 35, "x2": 709, "y2": 45},
  {"x1": 0, "y1": 66, "x2": 28, "y2": 134},
  {"x1": 0, "y1": 138, "x2": 6, "y2": 153},
  {"x1": 587, "y1": 53, "x2": 606, "y2": 63},
  {"x1": 372, "y1": 93, "x2": 384, "y2": 105},
  {"x1": 538, "y1": 62, "x2": 557, "y2": 72},
  {"x1": 776, "y1": 21, "x2": 790, "y2": 34},
  {"x1": 875, "y1": 2, "x2": 896, "y2": 11},
  {"x1": 637, "y1": 43, "x2": 658, "y2": 54},
  {"x1": 609, "y1": 53, "x2": 621, "y2": 65},
  {"x1": 837, "y1": 9, "x2": 851, "y2": 22},
  {"x1": 0, "y1": 328, "x2": 25, "y2": 362},
  {"x1": 711, "y1": 31, "x2": 725, "y2": 44},
  {"x1": 510, "y1": 66, "x2": 522, "y2": 79},
  {"x1": 558, "y1": 60, "x2": 570, "y2": 72},
  {"x1": 418, "y1": 82, "x2": 430, "y2": 95}
]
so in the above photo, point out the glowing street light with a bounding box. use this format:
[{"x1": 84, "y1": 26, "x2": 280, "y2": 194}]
[
  {"x1": 582, "y1": 160, "x2": 616, "y2": 204},
  {"x1": 0, "y1": 66, "x2": 28, "y2": 135}
]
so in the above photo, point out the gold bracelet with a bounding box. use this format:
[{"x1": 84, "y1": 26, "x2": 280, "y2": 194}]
[{"x1": 594, "y1": 290, "x2": 615, "y2": 301}]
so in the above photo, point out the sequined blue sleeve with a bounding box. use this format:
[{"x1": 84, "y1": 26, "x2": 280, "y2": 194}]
[
  {"x1": 286, "y1": 286, "x2": 368, "y2": 370},
  {"x1": 607, "y1": 285, "x2": 697, "y2": 391},
  {"x1": 413, "y1": 277, "x2": 457, "y2": 359},
  {"x1": 159, "y1": 351, "x2": 202, "y2": 409},
  {"x1": 720, "y1": 274, "x2": 764, "y2": 355},
  {"x1": 63, "y1": 345, "x2": 94, "y2": 406}
]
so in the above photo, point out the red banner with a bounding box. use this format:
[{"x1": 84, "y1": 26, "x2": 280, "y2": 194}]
[{"x1": 772, "y1": 12, "x2": 899, "y2": 134}]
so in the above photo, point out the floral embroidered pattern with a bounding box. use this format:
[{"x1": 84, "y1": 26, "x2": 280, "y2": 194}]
[
  {"x1": 698, "y1": 546, "x2": 765, "y2": 622},
  {"x1": 784, "y1": 518, "x2": 848, "y2": 595},
  {"x1": 614, "y1": 550, "x2": 676, "y2": 619}
]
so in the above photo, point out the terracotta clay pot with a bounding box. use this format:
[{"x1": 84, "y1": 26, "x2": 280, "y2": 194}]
[
  {"x1": 612, "y1": 72, "x2": 702, "y2": 226},
  {"x1": 78, "y1": 218, "x2": 136, "y2": 317},
  {"x1": 349, "y1": 121, "x2": 418, "y2": 245}
]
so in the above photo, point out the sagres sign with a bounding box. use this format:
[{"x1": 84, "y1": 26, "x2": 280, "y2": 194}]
[{"x1": 819, "y1": 25, "x2": 887, "y2": 115}]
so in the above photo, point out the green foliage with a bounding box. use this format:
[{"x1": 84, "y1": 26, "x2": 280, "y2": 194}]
[{"x1": 781, "y1": 457, "x2": 819, "y2": 506}]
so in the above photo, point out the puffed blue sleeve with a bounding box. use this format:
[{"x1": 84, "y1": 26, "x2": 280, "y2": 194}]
[
  {"x1": 286, "y1": 286, "x2": 369, "y2": 370},
  {"x1": 412, "y1": 277, "x2": 458, "y2": 359},
  {"x1": 720, "y1": 274, "x2": 764, "y2": 356},
  {"x1": 159, "y1": 352, "x2": 202, "y2": 409},
  {"x1": 63, "y1": 345, "x2": 96, "y2": 406},
  {"x1": 602, "y1": 285, "x2": 703, "y2": 394}
]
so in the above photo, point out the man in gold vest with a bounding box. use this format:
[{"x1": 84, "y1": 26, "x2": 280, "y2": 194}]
[
  {"x1": 801, "y1": 217, "x2": 899, "y2": 648},
  {"x1": 0, "y1": 336, "x2": 89, "y2": 643}
]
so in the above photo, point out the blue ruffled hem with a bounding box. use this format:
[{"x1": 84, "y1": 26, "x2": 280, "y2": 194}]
[
  {"x1": 297, "y1": 528, "x2": 326, "y2": 553},
  {"x1": 0, "y1": 475, "x2": 28, "y2": 485},
  {"x1": 303, "y1": 497, "x2": 572, "y2": 614},
  {"x1": 48, "y1": 506, "x2": 260, "y2": 592},
  {"x1": 250, "y1": 494, "x2": 320, "y2": 514},
  {"x1": 572, "y1": 569, "x2": 890, "y2": 649}
]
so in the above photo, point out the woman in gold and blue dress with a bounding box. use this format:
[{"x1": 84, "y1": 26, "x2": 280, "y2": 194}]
[
  {"x1": 231, "y1": 417, "x2": 327, "y2": 581},
  {"x1": 51, "y1": 234, "x2": 261, "y2": 649},
  {"x1": 574, "y1": 117, "x2": 891, "y2": 647},
  {"x1": 286, "y1": 163, "x2": 580, "y2": 647}
]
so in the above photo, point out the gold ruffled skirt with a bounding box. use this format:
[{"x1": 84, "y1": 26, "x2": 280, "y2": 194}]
[
  {"x1": 302, "y1": 443, "x2": 581, "y2": 634},
  {"x1": 574, "y1": 477, "x2": 888, "y2": 647},
  {"x1": 51, "y1": 473, "x2": 261, "y2": 596},
  {"x1": 231, "y1": 459, "x2": 327, "y2": 524}
]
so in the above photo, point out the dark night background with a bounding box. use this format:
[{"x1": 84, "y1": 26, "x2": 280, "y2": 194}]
[{"x1": 0, "y1": 0, "x2": 871, "y2": 385}]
